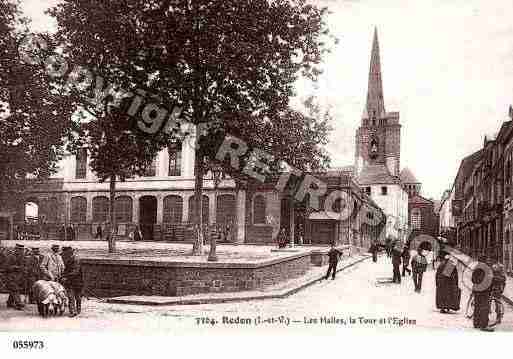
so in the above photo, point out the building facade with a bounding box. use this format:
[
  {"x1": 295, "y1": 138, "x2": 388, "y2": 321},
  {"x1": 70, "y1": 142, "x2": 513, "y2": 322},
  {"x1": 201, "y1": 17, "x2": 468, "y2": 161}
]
[{"x1": 452, "y1": 107, "x2": 513, "y2": 275}]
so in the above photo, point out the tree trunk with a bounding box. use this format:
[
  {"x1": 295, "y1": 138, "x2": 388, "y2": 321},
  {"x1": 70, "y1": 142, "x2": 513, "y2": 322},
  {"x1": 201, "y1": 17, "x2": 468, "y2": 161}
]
[
  {"x1": 108, "y1": 175, "x2": 117, "y2": 253},
  {"x1": 192, "y1": 140, "x2": 204, "y2": 255}
]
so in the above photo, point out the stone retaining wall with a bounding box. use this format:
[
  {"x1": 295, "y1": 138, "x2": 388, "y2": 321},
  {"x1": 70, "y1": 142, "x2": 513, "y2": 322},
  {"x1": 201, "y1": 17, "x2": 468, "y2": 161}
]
[{"x1": 81, "y1": 254, "x2": 312, "y2": 298}]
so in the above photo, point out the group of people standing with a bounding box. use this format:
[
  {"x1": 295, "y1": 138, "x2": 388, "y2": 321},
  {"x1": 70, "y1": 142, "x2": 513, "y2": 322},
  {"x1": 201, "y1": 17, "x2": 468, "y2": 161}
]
[
  {"x1": 0, "y1": 243, "x2": 84, "y2": 317},
  {"x1": 370, "y1": 239, "x2": 508, "y2": 331},
  {"x1": 369, "y1": 239, "x2": 428, "y2": 291}
]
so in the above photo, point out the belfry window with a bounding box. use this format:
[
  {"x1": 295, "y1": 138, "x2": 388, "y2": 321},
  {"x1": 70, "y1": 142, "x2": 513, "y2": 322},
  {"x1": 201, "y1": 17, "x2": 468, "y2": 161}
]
[{"x1": 370, "y1": 139, "x2": 378, "y2": 159}]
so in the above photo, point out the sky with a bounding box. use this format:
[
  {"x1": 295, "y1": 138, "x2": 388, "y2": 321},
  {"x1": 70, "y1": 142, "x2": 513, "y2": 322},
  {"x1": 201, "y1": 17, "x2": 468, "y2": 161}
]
[{"x1": 19, "y1": 0, "x2": 513, "y2": 201}]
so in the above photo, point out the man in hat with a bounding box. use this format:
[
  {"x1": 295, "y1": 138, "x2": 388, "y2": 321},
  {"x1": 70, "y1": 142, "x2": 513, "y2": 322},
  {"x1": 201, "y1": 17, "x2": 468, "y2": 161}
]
[
  {"x1": 61, "y1": 247, "x2": 83, "y2": 317},
  {"x1": 325, "y1": 243, "x2": 343, "y2": 280},
  {"x1": 40, "y1": 244, "x2": 64, "y2": 282},
  {"x1": 391, "y1": 240, "x2": 403, "y2": 284},
  {"x1": 411, "y1": 248, "x2": 428, "y2": 292},
  {"x1": 26, "y1": 248, "x2": 44, "y2": 303},
  {"x1": 5, "y1": 244, "x2": 27, "y2": 310}
]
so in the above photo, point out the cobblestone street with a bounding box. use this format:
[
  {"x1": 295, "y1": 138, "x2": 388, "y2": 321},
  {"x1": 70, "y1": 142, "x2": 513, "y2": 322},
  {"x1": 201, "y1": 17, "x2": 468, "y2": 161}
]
[{"x1": 1, "y1": 255, "x2": 511, "y2": 332}]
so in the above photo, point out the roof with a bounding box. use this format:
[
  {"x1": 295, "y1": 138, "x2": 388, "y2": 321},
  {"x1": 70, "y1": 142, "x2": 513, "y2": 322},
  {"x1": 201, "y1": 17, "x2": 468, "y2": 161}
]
[
  {"x1": 399, "y1": 167, "x2": 419, "y2": 184},
  {"x1": 409, "y1": 194, "x2": 434, "y2": 206},
  {"x1": 455, "y1": 149, "x2": 483, "y2": 185},
  {"x1": 357, "y1": 164, "x2": 400, "y2": 185}
]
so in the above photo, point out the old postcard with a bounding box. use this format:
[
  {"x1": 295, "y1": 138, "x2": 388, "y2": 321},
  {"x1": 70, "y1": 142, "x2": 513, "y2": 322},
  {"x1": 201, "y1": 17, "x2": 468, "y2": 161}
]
[{"x1": 0, "y1": 0, "x2": 511, "y2": 357}]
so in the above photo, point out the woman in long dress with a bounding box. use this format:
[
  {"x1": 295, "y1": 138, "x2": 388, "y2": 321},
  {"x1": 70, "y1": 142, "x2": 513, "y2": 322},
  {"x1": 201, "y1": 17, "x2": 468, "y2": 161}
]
[{"x1": 435, "y1": 255, "x2": 461, "y2": 313}]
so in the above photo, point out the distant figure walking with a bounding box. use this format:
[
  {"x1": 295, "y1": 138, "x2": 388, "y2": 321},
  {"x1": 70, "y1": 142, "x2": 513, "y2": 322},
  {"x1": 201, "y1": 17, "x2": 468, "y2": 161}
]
[
  {"x1": 401, "y1": 245, "x2": 411, "y2": 276},
  {"x1": 385, "y1": 237, "x2": 392, "y2": 258},
  {"x1": 411, "y1": 249, "x2": 428, "y2": 293},
  {"x1": 94, "y1": 225, "x2": 103, "y2": 240},
  {"x1": 391, "y1": 241, "x2": 402, "y2": 284},
  {"x1": 368, "y1": 240, "x2": 379, "y2": 263},
  {"x1": 325, "y1": 243, "x2": 343, "y2": 280},
  {"x1": 277, "y1": 228, "x2": 288, "y2": 249},
  {"x1": 435, "y1": 255, "x2": 460, "y2": 313},
  {"x1": 134, "y1": 225, "x2": 142, "y2": 242}
]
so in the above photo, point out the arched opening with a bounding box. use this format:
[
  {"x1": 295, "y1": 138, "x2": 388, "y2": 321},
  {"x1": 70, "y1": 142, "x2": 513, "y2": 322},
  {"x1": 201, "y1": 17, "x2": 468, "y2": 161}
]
[
  {"x1": 70, "y1": 197, "x2": 87, "y2": 223},
  {"x1": 139, "y1": 196, "x2": 157, "y2": 241},
  {"x1": 92, "y1": 196, "x2": 109, "y2": 223},
  {"x1": 253, "y1": 195, "x2": 266, "y2": 224},
  {"x1": 25, "y1": 201, "x2": 39, "y2": 223},
  {"x1": 216, "y1": 194, "x2": 236, "y2": 226},
  {"x1": 188, "y1": 195, "x2": 209, "y2": 224},
  {"x1": 115, "y1": 196, "x2": 133, "y2": 223},
  {"x1": 163, "y1": 195, "x2": 183, "y2": 224}
]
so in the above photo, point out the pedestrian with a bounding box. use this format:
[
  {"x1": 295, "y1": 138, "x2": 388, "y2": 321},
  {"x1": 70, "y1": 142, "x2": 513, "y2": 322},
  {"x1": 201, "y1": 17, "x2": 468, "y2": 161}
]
[
  {"x1": 325, "y1": 243, "x2": 343, "y2": 280},
  {"x1": 26, "y1": 247, "x2": 43, "y2": 304},
  {"x1": 59, "y1": 225, "x2": 66, "y2": 241},
  {"x1": 391, "y1": 241, "x2": 402, "y2": 283},
  {"x1": 5, "y1": 244, "x2": 27, "y2": 310},
  {"x1": 70, "y1": 224, "x2": 76, "y2": 241},
  {"x1": 472, "y1": 255, "x2": 493, "y2": 331},
  {"x1": 435, "y1": 255, "x2": 460, "y2": 313},
  {"x1": 296, "y1": 223, "x2": 304, "y2": 245},
  {"x1": 401, "y1": 244, "x2": 411, "y2": 276},
  {"x1": 277, "y1": 228, "x2": 288, "y2": 249},
  {"x1": 94, "y1": 225, "x2": 103, "y2": 240},
  {"x1": 411, "y1": 249, "x2": 428, "y2": 292},
  {"x1": 61, "y1": 247, "x2": 84, "y2": 317},
  {"x1": 134, "y1": 225, "x2": 142, "y2": 241},
  {"x1": 385, "y1": 237, "x2": 392, "y2": 258},
  {"x1": 490, "y1": 262, "x2": 506, "y2": 324},
  {"x1": 39, "y1": 244, "x2": 65, "y2": 283},
  {"x1": 368, "y1": 240, "x2": 379, "y2": 263}
]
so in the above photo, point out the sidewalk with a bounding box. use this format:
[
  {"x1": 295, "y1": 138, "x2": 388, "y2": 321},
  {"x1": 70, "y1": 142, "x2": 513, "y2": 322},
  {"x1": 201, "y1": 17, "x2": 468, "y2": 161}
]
[
  {"x1": 106, "y1": 254, "x2": 371, "y2": 306},
  {"x1": 452, "y1": 252, "x2": 513, "y2": 306}
]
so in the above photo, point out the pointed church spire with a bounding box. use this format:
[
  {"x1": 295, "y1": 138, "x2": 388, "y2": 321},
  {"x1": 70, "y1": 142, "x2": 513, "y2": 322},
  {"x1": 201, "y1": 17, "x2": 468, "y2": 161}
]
[{"x1": 365, "y1": 27, "x2": 385, "y2": 120}]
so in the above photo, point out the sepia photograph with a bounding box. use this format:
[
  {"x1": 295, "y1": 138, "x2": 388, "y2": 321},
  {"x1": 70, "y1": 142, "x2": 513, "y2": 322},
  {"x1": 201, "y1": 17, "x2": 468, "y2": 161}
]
[{"x1": 0, "y1": 0, "x2": 512, "y2": 356}]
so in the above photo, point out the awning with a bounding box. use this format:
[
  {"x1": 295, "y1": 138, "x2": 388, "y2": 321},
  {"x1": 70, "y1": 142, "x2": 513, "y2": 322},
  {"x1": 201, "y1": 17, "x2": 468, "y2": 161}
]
[{"x1": 308, "y1": 211, "x2": 341, "y2": 221}]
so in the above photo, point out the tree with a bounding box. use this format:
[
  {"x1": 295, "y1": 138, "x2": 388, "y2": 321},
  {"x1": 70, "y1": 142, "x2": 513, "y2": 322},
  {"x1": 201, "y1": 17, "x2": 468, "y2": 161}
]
[
  {"x1": 49, "y1": 0, "x2": 336, "y2": 252},
  {"x1": 68, "y1": 106, "x2": 174, "y2": 253},
  {"x1": 0, "y1": 0, "x2": 74, "y2": 212},
  {"x1": 48, "y1": 2, "x2": 181, "y2": 253}
]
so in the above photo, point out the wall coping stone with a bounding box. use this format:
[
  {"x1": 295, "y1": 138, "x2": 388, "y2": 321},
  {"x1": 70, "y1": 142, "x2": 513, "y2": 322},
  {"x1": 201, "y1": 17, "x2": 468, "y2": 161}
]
[{"x1": 80, "y1": 251, "x2": 311, "y2": 269}]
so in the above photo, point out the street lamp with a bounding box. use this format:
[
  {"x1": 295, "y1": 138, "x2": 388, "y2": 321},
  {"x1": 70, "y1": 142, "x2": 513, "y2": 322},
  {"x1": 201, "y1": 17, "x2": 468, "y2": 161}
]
[{"x1": 208, "y1": 165, "x2": 223, "y2": 262}]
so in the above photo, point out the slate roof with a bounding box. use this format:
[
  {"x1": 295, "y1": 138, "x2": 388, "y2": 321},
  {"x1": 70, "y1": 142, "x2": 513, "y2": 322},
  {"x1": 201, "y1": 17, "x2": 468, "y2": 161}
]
[
  {"x1": 399, "y1": 167, "x2": 419, "y2": 184},
  {"x1": 409, "y1": 194, "x2": 434, "y2": 205},
  {"x1": 357, "y1": 164, "x2": 400, "y2": 185}
]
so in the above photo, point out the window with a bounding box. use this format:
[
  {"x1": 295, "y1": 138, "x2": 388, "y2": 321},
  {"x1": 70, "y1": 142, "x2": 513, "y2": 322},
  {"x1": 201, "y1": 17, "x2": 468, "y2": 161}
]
[
  {"x1": 411, "y1": 208, "x2": 421, "y2": 230},
  {"x1": 168, "y1": 144, "x2": 182, "y2": 176},
  {"x1": 92, "y1": 196, "x2": 109, "y2": 223},
  {"x1": 75, "y1": 148, "x2": 87, "y2": 179},
  {"x1": 70, "y1": 197, "x2": 87, "y2": 223},
  {"x1": 365, "y1": 187, "x2": 371, "y2": 195},
  {"x1": 253, "y1": 195, "x2": 266, "y2": 224},
  {"x1": 381, "y1": 186, "x2": 388, "y2": 195},
  {"x1": 163, "y1": 195, "x2": 183, "y2": 223},
  {"x1": 114, "y1": 196, "x2": 133, "y2": 223}
]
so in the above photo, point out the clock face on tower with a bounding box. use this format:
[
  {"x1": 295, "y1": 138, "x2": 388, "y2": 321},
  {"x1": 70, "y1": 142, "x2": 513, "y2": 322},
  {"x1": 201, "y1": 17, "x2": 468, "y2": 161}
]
[{"x1": 370, "y1": 138, "x2": 378, "y2": 159}]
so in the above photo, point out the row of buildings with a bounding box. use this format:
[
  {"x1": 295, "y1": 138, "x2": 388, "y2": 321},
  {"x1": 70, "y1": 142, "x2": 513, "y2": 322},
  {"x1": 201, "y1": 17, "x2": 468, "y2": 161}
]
[
  {"x1": 0, "y1": 28, "x2": 441, "y2": 249},
  {"x1": 439, "y1": 106, "x2": 513, "y2": 274}
]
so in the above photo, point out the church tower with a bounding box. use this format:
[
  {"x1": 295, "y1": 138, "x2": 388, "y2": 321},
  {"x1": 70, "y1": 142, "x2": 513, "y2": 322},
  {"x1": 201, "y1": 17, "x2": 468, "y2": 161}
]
[{"x1": 355, "y1": 28, "x2": 401, "y2": 178}]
